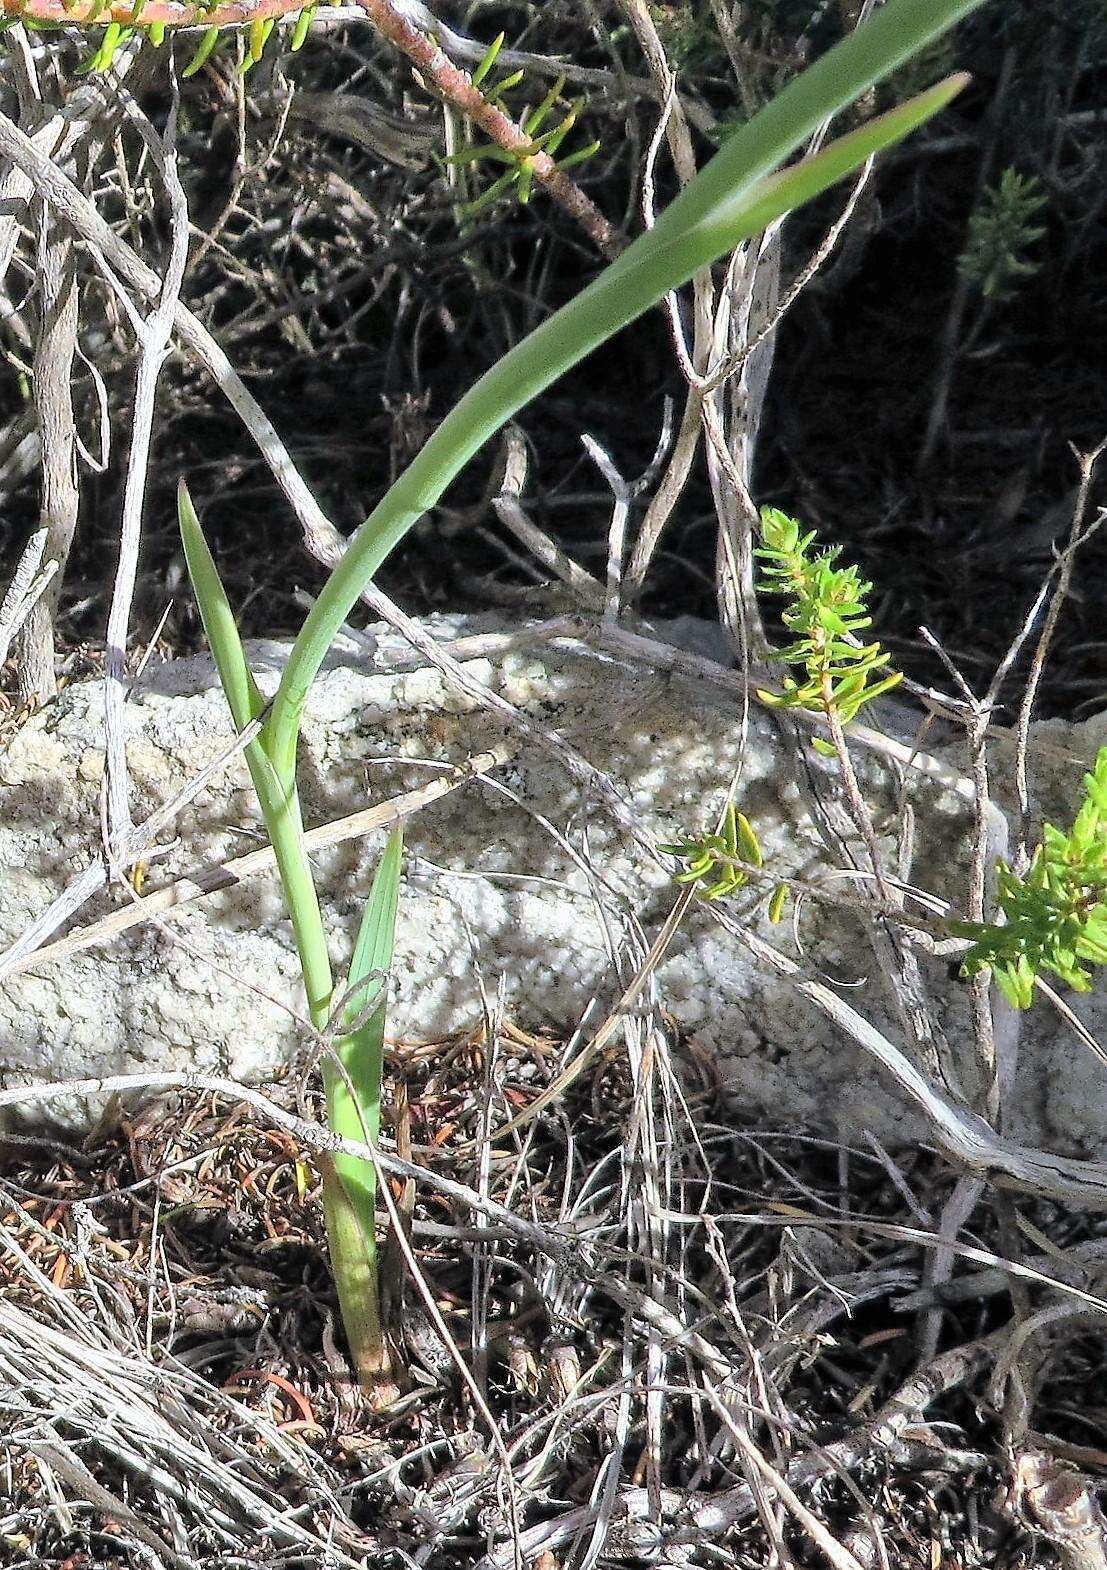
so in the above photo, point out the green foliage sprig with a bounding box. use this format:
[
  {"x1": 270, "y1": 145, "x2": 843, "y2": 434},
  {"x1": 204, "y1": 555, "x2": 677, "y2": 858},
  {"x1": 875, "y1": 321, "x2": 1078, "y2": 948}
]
[
  {"x1": 664, "y1": 802, "x2": 759, "y2": 897},
  {"x1": 74, "y1": 1, "x2": 316, "y2": 76},
  {"x1": 446, "y1": 32, "x2": 600, "y2": 215},
  {"x1": 662, "y1": 803, "x2": 791, "y2": 918},
  {"x1": 664, "y1": 509, "x2": 901, "y2": 914},
  {"x1": 958, "y1": 166, "x2": 1047, "y2": 302},
  {"x1": 955, "y1": 748, "x2": 1107, "y2": 1009},
  {"x1": 755, "y1": 506, "x2": 902, "y2": 749}
]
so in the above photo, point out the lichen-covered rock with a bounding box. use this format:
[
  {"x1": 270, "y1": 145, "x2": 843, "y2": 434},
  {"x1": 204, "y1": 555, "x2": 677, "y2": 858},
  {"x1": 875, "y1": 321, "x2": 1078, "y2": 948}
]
[{"x1": 2, "y1": 617, "x2": 1105, "y2": 1153}]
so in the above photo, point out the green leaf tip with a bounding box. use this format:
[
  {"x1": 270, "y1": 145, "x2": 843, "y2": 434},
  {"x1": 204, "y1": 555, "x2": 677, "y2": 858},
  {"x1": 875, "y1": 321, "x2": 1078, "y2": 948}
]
[
  {"x1": 177, "y1": 482, "x2": 264, "y2": 734},
  {"x1": 345, "y1": 826, "x2": 404, "y2": 1033}
]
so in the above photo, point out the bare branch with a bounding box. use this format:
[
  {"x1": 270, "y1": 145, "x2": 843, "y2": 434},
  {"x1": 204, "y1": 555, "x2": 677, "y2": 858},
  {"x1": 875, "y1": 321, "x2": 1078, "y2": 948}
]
[
  {"x1": 17, "y1": 202, "x2": 79, "y2": 702},
  {"x1": 0, "y1": 529, "x2": 55, "y2": 668}
]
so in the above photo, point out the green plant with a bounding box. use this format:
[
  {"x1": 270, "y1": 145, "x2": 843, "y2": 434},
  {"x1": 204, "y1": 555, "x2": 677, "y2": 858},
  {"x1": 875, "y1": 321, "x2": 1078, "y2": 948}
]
[
  {"x1": 662, "y1": 801, "x2": 765, "y2": 900},
  {"x1": 179, "y1": 0, "x2": 988, "y2": 1392},
  {"x1": 446, "y1": 32, "x2": 600, "y2": 215},
  {"x1": 956, "y1": 748, "x2": 1107, "y2": 1009},
  {"x1": 665, "y1": 508, "x2": 900, "y2": 910},
  {"x1": 661, "y1": 801, "x2": 791, "y2": 919},
  {"x1": 958, "y1": 166, "x2": 1048, "y2": 302},
  {"x1": 755, "y1": 505, "x2": 903, "y2": 748},
  {"x1": 179, "y1": 486, "x2": 404, "y2": 1384}
]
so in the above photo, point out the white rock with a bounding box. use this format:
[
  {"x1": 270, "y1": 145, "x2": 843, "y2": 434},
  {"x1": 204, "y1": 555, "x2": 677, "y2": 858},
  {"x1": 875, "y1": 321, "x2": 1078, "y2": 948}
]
[{"x1": 1, "y1": 616, "x2": 1105, "y2": 1152}]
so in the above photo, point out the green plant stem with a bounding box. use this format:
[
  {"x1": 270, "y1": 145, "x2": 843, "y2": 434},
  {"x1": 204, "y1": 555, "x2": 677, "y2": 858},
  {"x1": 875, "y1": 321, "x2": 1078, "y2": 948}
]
[
  {"x1": 248, "y1": 766, "x2": 392, "y2": 1377},
  {"x1": 253, "y1": 762, "x2": 390, "y2": 1379},
  {"x1": 178, "y1": 486, "x2": 388, "y2": 1381},
  {"x1": 248, "y1": 756, "x2": 332, "y2": 1014},
  {"x1": 252, "y1": 766, "x2": 390, "y2": 1368},
  {"x1": 319, "y1": 1141, "x2": 386, "y2": 1380}
]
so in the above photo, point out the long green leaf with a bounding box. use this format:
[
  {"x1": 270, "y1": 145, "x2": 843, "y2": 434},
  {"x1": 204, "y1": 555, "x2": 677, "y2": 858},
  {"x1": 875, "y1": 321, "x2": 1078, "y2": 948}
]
[
  {"x1": 330, "y1": 825, "x2": 403, "y2": 1218},
  {"x1": 178, "y1": 481, "x2": 333, "y2": 1024},
  {"x1": 345, "y1": 827, "x2": 404, "y2": 1027},
  {"x1": 269, "y1": 0, "x2": 988, "y2": 770}
]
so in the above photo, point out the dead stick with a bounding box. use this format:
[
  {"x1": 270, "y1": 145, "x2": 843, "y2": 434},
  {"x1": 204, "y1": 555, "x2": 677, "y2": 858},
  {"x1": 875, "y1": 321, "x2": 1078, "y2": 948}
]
[{"x1": 7, "y1": 747, "x2": 509, "y2": 978}]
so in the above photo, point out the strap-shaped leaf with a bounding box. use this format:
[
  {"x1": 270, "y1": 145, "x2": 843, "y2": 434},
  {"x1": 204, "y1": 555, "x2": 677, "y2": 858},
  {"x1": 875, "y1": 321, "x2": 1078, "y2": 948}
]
[
  {"x1": 328, "y1": 827, "x2": 404, "y2": 1256},
  {"x1": 177, "y1": 481, "x2": 265, "y2": 733},
  {"x1": 344, "y1": 826, "x2": 404, "y2": 1038},
  {"x1": 269, "y1": 0, "x2": 989, "y2": 776}
]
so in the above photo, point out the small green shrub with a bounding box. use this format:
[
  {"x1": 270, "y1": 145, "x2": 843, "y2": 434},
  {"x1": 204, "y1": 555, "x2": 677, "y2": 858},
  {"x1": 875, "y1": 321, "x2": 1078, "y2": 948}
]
[
  {"x1": 667, "y1": 507, "x2": 1107, "y2": 1022},
  {"x1": 664, "y1": 506, "x2": 901, "y2": 915},
  {"x1": 956, "y1": 749, "x2": 1107, "y2": 1008},
  {"x1": 755, "y1": 505, "x2": 903, "y2": 746},
  {"x1": 958, "y1": 166, "x2": 1048, "y2": 302}
]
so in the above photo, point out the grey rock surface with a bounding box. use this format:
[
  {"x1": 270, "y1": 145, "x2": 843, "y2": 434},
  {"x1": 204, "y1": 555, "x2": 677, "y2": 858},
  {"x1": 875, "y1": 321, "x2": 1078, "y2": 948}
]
[{"x1": 2, "y1": 616, "x2": 1105, "y2": 1152}]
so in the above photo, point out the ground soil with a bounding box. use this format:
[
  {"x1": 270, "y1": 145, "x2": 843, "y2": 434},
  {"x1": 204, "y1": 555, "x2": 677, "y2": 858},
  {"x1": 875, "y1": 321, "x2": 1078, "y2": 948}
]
[{"x1": 6, "y1": 1042, "x2": 1099, "y2": 1568}]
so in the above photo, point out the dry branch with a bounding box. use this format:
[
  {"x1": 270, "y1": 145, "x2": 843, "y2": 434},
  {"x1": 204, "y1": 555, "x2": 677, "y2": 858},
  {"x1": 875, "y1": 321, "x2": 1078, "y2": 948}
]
[
  {"x1": 6, "y1": 747, "x2": 510, "y2": 977},
  {"x1": 18, "y1": 206, "x2": 79, "y2": 701}
]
